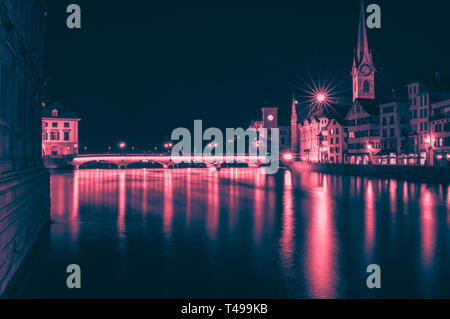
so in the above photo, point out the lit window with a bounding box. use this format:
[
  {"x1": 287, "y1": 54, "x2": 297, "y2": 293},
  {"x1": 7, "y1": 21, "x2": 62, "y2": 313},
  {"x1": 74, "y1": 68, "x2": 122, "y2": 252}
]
[{"x1": 52, "y1": 109, "x2": 58, "y2": 117}]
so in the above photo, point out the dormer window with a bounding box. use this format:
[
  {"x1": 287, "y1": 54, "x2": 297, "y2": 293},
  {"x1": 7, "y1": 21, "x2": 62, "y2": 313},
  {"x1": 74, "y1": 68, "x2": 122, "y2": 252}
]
[{"x1": 52, "y1": 109, "x2": 58, "y2": 117}]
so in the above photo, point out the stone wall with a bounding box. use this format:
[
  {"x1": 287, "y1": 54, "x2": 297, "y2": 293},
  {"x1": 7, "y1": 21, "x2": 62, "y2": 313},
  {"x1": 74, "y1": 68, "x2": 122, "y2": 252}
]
[
  {"x1": 0, "y1": 167, "x2": 49, "y2": 296},
  {"x1": 0, "y1": 0, "x2": 49, "y2": 297}
]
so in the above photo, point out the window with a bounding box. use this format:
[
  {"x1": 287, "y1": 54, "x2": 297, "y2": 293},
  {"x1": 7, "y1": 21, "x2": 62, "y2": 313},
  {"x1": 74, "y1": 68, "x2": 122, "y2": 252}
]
[
  {"x1": 52, "y1": 122, "x2": 58, "y2": 128},
  {"x1": 335, "y1": 128, "x2": 339, "y2": 135},
  {"x1": 420, "y1": 109, "x2": 423, "y2": 118},
  {"x1": 64, "y1": 122, "x2": 70, "y2": 128},
  {"x1": 349, "y1": 132, "x2": 355, "y2": 139},
  {"x1": 390, "y1": 128, "x2": 395, "y2": 137},
  {"x1": 424, "y1": 108, "x2": 428, "y2": 118},
  {"x1": 336, "y1": 137, "x2": 339, "y2": 144},
  {"x1": 390, "y1": 116, "x2": 395, "y2": 124},
  {"x1": 414, "y1": 110, "x2": 417, "y2": 119},
  {"x1": 363, "y1": 80, "x2": 370, "y2": 93},
  {"x1": 330, "y1": 138, "x2": 334, "y2": 145},
  {"x1": 382, "y1": 117, "x2": 387, "y2": 125},
  {"x1": 50, "y1": 131, "x2": 58, "y2": 140},
  {"x1": 444, "y1": 123, "x2": 450, "y2": 132},
  {"x1": 64, "y1": 132, "x2": 70, "y2": 141},
  {"x1": 52, "y1": 109, "x2": 58, "y2": 117},
  {"x1": 420, "y1": 122, "x2": 423, "y2": 131},
  {"x1": 45, "y1": 122, "x2": 48, "y2": 127},
  {"x1": 424, "y1": 122, "x2": 428, "y2": 131},
  {"x1": 383, "y1": 129, "x2": 387, "y2": 137}
]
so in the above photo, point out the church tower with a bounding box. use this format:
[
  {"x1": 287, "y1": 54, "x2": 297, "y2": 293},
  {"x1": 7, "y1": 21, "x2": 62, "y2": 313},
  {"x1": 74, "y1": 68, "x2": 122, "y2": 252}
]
[{"x1": 352, "y1": 0, "x2": 376, "y2": 101}]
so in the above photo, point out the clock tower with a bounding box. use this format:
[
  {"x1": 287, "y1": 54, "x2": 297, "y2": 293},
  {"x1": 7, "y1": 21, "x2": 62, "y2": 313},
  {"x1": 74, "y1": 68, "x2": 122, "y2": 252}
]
[{"x1": 352, "y1": 0, "x2": 376, "y2": 101}]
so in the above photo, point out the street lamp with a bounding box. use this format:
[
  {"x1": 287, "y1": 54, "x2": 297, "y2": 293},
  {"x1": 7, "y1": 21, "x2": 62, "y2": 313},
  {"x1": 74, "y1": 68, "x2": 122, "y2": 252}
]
[
  {"x1": 425, "y1": 136, "x2": 432, "y2": 166},
  {"x1": 367, "y1": 143, "x2": 373, "y2": 165}
]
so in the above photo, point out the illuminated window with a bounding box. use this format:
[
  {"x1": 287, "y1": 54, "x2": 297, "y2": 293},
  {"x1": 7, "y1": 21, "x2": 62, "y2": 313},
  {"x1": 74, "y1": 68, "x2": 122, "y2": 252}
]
[{"x1": 52, "y1": 109, "x2": 58, "y2": 117}]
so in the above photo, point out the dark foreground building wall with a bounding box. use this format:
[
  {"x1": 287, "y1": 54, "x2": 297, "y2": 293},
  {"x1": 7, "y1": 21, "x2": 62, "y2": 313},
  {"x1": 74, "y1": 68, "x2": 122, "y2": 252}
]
[{"x1": 0, "y1": 0, "x2": 49, "y2": 296}]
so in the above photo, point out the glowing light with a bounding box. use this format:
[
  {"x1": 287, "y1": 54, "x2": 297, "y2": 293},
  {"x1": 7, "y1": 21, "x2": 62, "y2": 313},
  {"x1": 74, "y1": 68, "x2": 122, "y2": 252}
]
[
  {"x1": 119, "y1": 142, "x2": 126, "y2": 149},
  {"x1": 299, "y1": 75, "x2": 342, "y2": 113},
  {"x1": 267, "y1": 115, "x2": 274, "y2": 121},
  {"x1": 317, "y1": 93, "x2": 326, "y2": 103},
  {"x1": 425, "y1": 137, "x2": 431, "y2": 145},
  {"x1": 367, "y1": 144, "x2": 373, "y2": 151},
  {"x1": 283, "y1": 153, "x2": 294, "y2": 161}
]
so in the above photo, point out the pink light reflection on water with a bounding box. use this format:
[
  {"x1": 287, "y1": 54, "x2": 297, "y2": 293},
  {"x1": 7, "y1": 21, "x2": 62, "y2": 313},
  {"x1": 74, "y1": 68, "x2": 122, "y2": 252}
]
[
  {"x1": 305, "y1": 175, "x2": 337, "y2": 299},
  {"x1": 252, "y1": 169, "x2": 266, "y2": 246},
  {"x1": 279, "y1": 170, "x2": 295, "y2": 279},
  {"x1": 118, "y1": 170, "x2": 126, "y2": 239},
  {"x1": 364, "y1": 180, "x2": 375, "y2": 260},
  {"x1": 420, "y1": 185, "x2": 436, "y2": 271},
  {"x1": 207, "y1": 170, "x2": 220, "y2": 241},
  {"x1": 163, "y1": 170, "x2": 174, "y2": 239}
]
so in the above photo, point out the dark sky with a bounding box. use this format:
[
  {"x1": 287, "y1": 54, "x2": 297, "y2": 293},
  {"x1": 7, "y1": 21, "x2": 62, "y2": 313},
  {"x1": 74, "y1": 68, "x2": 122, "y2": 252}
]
[{"x1": 44, "y1": 0, "x2": 450, "y2": 152}]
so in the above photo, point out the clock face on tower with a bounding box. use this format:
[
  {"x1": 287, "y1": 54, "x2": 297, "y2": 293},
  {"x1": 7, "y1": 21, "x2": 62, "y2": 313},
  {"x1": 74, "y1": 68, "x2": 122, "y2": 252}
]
[{"x1": 359, "y1": 64, "x2": 372, "y2": 76}]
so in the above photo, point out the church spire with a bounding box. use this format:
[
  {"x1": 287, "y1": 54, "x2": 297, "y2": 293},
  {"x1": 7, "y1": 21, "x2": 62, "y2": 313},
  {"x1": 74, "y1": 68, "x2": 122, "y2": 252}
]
[
  {"x1": 291, "y1": 97, "x2": 298, "y2": 154},
  {"x1": 356, "y1": 0, "x2": 369, "y2": 65},
  {"x1": 352, "y1": 0, "x2": 375, "y2": 101}
]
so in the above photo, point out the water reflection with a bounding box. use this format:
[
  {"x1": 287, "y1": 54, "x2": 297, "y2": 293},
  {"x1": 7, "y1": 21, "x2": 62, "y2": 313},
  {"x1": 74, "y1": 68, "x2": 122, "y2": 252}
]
[
  {"x1": 304, "y1": 174, "x2": 337, "y2": 299},
  {"x1": 13, "y1": 168, "x2": 450, "y2": 298}
]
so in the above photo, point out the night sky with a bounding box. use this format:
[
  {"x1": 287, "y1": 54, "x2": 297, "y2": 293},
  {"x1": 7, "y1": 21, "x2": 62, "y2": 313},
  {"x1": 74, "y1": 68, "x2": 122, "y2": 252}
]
[{"x1": 44, "y1": 0, "x2": 450, "y2": 152}]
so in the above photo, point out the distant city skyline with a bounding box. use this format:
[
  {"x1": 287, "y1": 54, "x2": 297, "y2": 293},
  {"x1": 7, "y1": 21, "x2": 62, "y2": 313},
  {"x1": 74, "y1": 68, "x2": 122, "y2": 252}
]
[{"x1": 44, "y1": 0, "x2": 450, "y2": 151}]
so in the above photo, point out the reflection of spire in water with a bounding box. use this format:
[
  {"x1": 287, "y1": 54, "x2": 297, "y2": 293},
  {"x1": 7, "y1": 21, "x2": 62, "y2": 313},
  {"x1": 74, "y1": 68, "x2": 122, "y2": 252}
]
[{"x1": 364, "y1": 180, "x2": 375, "y2": 260}]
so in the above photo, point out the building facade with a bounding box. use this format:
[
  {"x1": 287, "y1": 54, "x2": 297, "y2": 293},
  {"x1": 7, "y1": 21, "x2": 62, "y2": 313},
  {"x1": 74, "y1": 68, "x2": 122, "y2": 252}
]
[
  {"x1": 406, "y1": 79, "x2": 450, "y2": 165},
  {"x1": 378, "y1": 100, "x2": 410, "y2": 165},
  {"x1": 326, "y1": 118, "x2": 348, "y2": 164},
  {"x1": 430, "y1": 98, "x2": 450, "y2": 166},
  {"x1": 0, "y1": 0, "x2": 49, "y2": 296},
  {"x1": 42, "y1": 102, "x2": 80, "y2": 157}
]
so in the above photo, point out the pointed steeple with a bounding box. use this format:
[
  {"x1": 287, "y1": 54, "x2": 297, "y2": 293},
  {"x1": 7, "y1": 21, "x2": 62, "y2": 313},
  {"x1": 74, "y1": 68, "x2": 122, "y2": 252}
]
[
  {"x1": 291, "y1": 97, "x2": 298, "y2": 153},
  {"x1": 352, "y1": 0, "x2": 375, "y2": 101},
  {"x1": 356, "y1": 0, "x2": 369, "y2": 65}
]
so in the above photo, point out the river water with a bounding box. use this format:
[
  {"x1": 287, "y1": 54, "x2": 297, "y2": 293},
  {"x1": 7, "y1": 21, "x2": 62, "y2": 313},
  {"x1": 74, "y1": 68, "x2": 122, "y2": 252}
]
[{"x1": 12, "y1": 168, "x2": 450, "y2": 298}]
